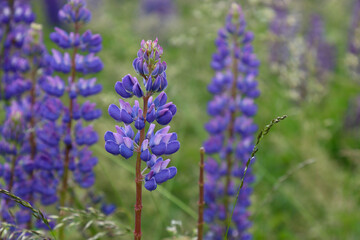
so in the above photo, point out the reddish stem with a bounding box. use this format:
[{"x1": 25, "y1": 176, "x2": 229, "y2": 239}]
[
  {"x1": 58, "y1": 20, "x2": 80, "y2": 240},
  {"x1": 197, "y1": 147, "x2": 205, "y2": 240},
  {"x1": 224, "y1": 35, "x2": 238, "y2": 224},
  {"x1": 27, "y1": 66, "x2": 38, "y2": 229},
  {"x1": 134, "y1": 95, "x2": 149, "y2": 240}
]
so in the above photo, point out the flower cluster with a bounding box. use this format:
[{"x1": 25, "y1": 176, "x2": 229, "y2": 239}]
[
  {"x1": 0, "y1": 23, "x2": 61, "y2": 228},
  {"x1": 304, "y1": 14, "x2": 336, "y2": 82},
  {"x1": 140, "y1": 0, "x2": 177, "y2": 18},
  {"x1": 105, "y1": 39, "x2": 179, "y2": 191},
  {"x1": 268, "y1": 1, "x2": 299, "y2": 68},
  {"x1": 0, "y1": 102, "x2": 27, "y2": 224},
  {"x1": 0, "y1": 0, "x2": 35, "y2": 101},
  {"x1": 203, "y1": 3, "x2": 259, "y2": 239},
  {"x1": 268, "y1": 2, "x2": 336, "y2": 102},
  {"x1": 45, "y1": 0, "x2": 103, "y2": 194}
]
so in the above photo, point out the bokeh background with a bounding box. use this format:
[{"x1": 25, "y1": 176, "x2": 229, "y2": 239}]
[{"x1": 31, "y1": 0, "x2": 360, "y2": 239}]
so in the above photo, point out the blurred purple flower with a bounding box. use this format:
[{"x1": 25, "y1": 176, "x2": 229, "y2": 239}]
[{"x1": 203, "y1": 3, "x2": 259, "y2": 239}]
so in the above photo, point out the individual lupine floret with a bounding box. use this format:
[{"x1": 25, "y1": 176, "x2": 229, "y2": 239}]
[
  {"x1": 143, "y1": 157, "x2": 177, "y2": 191},
  {"x1": 104, "y1": 124, "x2": 135, "y2": 158},
  {"x1": 114, "y1": 74, "x2": 144, "y2": 98},
  {"x1": 81, "y1": 101, "x2": 101, "y2": 121},
  {"x1": 58, "y1": 0, "x2": 91, "y2": 24},
  {"x1": 40, "y1": 96, "x2": 63, "y2": 121},
  {"x1": 108, "y1": 99, "x2": 145, "y2": 128},
  {"x1": 105, "y1": 38, "x2": 178, "y2": 239},
  {"x1": 146, "y1": 92, "x2": 177, "y2": 125},
  {"x1": 77, "y1": 77, "x2": 102, "y2": 97},
  {"x1": 146, "y1": 124, "x2": 180, "y2": 156},
  {"x1": 39, "y1": 75, "x2": 66, "y2": 97},
  {"x1": 203, "y1": 3, "x2": 259, "y2": 239},
  {"x1": 75, "y1": 121, "x2": 98, "y2": 146},
  {"x1": 50, "y1": 27, "x2": 80, "y2": 49},
  {"x1": 79, "y1": 30, "x2": 102, "y2": 53}
]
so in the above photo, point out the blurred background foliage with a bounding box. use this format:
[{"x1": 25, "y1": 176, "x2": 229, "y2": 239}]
[{"x1": 31, "y1": 0, "x2": 360, "y2": 239}]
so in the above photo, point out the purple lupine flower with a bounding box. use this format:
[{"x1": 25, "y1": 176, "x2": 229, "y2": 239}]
[
  {"x1": 203, "y1": 3, "x2": 259, "y2": 239},
  {"x1": 0, "y1": 23, "x2": 62, "y2": 228},
  {"x1": 304, "y1": 14, "x2": 336, "y2": 82},
  {"x1": 101, "y1": 203, "x2": 116, "y2": 216},
  {"x1": 0, "y1": 0, "x2": 35, "y2": 100},
  {"x1": 347, "y1": 0, "x2": 360, "y2": 77},
  {"x1": 140, "y1": 0, "x2": 176, "y2": 18},
  {"x1": 105, "y1": 38, "x2": 179, "y2": 194},
  {"x1": 47, "y1": 0, "x2": 102, "y2": 208},
  {"x1": 268, "y1": 1, "x2": 299, "y2": 66},
  {"x1": 0, "y1": 102, "x2": 29, "y2": 222}
]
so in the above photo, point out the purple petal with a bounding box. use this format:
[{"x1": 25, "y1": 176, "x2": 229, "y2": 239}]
[
  {"x1": 165, "y1": 141, "x2": 180, "y2": 155},
  {"x1": 155, "y1": 169, "x2": 170, "y2": 184},
  {"x1": 144, "y1": 178, "x2": 157, "y2": 191},
  {"x1": 115, "y1": 81, "x2": 132, "y2": 98},
  {"x1": 108, "y1": 104, "x2": 121, "y2": 121},
  {"x1": 105, "y1": 141, "x2": 120, "y2": 155}
]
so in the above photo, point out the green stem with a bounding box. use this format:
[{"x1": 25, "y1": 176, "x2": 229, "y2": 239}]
[{"x1": 224, "y1": 115, "x2": 287, "y2": 239}]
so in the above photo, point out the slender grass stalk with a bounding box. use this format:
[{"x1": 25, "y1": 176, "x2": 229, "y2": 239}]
[
  {"x1": 224, "y1": 115, "x2": 287, "y2": 239},
  {"x1": 197, "y1": 147, "x2": 205, "y2": 240},
  {"x1": 254, "y1": 158, "x2": 316, "y2": 216},
  {"x1": 0, "y1": 189, "x2": 56, "y2": 239}
]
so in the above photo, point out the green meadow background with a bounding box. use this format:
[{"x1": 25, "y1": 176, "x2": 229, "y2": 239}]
[{"x1": 31, "y1": 0, "x2": 360, "y2": 239}]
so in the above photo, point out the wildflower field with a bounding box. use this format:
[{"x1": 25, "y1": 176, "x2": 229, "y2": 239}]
[{"x1": 1, "y1": 0, "x2": 360, "y2": 239}]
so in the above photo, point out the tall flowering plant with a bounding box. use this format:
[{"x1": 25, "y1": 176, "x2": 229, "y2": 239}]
[
  {"x1": 105, "y1": 39, "x2": 179, "y2": 240},
  {"x1": 203, "y1": 3, "x2": 260, "y2": 240},
  {"x1": 46, "y1": 0, "x2": 103, "y2": 238},
  {"x1": 0, "y1": 2, "x2": 58, "y2": 230}
]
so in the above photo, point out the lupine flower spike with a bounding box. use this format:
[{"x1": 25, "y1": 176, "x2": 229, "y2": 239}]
[
  {"x1": 0, "y1": 4, "x2": 58, "y2": 231},
  {"x1": 105, "y1": 39, "x2": 179, "y2": 240},
  {"x1": 47, "y1": 0, "x2": 103, "y2": 239},
  {"x1": 203, "y1": 3, "x2": 259, "y2": 239}
]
